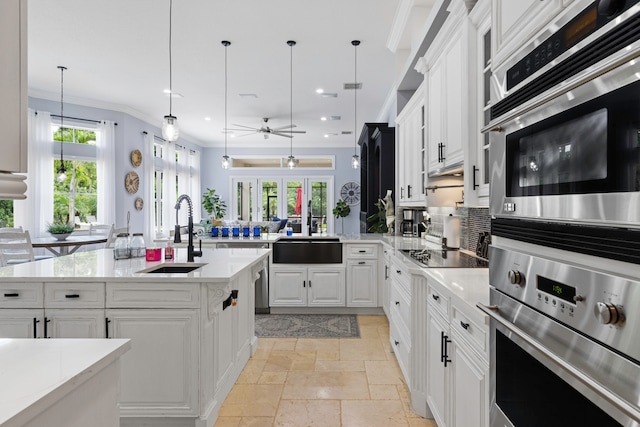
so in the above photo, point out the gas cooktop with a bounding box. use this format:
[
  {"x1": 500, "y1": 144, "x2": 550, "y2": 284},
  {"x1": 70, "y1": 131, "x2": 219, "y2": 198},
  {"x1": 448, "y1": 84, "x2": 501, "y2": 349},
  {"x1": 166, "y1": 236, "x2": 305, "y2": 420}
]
[{"x1": 402, "y1": 249, "x2": 488, "y2": 268}]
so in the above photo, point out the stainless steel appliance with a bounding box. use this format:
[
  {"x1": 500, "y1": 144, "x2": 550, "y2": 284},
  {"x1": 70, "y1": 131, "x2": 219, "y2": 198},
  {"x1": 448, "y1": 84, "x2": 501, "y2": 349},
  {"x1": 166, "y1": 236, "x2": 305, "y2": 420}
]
[
  {"x1": 402, "y1": 249, "x2": 488, "y2": 268},
  {"x1": 479, "y1": 247, "x2": 640, "y2": 427},
  {"x1": 487, "y1": 0, "x2": 640, "y2": 230}
]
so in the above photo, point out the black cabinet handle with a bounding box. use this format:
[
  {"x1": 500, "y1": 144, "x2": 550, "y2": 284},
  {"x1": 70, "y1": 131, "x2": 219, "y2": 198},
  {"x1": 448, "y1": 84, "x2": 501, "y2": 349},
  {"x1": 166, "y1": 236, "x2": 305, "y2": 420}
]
[
  {"x1": 223, "y1": 295, "x2": 233, "y2": 310},
  {"x1": 358, "y1": 250, "x2": 367, "y2": 253},
  {"x1": 394, "y1": 340, "x2": 399, "y2": 346},
  {"x1": 407, "y1": 185, "x2": 412, "y2": 199},
  {"x1": 65, "y1": 294, "x2": 80, "y2": 299},
  {"x1": 384, "y1": 266, "x2": 389, "y2": 280},
  {"x1": 395, "y1": 300, "x2": 400, "y2": 305},
  {"x1": 33, "y1": 318, "x2": 39, "y2": 339},
  {"x1": 358, "y1": 261, "x2": 365, "y2": 265},
  {"x1": 303, "y1": 280, "x2": 306, "y2": 288},
  {"x1": 3, "y1": 293, "x2": 19, "y2": 297},
  {"x1": 443, "y1": 334, "x2": 452, "y2": 367},
  {"x1": 105, "y1": 318, "x2": 111, "y2": 338},
  {"x1": 472, "y1": 165, "x2": 479, "y2": 190},
  {"x1": 396, "y1": 269, "x2": 401, "y2": 275},
  {"x1": 308, "y1": 281, "x2": 312, "y2": 288},
  {"x1": 44, "y1": 317, "x2": 50, "y2": 339},
  {"x1": 460, "y1": 321, "x2": 470, "y2": 330},
  {"x1": 401, "y1": 187, "x2": 404, "y2": 199},
  {"x1": 432, "y1": 294, "x2": 440, "y2": 301}
]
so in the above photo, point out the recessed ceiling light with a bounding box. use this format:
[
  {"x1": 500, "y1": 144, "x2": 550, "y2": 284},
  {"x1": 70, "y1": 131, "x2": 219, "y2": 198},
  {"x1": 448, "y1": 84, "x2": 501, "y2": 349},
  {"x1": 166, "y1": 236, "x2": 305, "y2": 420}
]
[
  {"x1": 324, "y1": 134, "x2": 329, "y2": 138},
  {"x1": 316, "y1": 88, "x2": 324, "y2": 94},
  {"x1": 204, "y1": 117, "x2": 211, "y2": 121},
  {"x1": 163, "y1": 89, "x2": 171, "y2": 94},
  {"x1": 320, "y1": 117, "x2": 327, "y2": 121}
]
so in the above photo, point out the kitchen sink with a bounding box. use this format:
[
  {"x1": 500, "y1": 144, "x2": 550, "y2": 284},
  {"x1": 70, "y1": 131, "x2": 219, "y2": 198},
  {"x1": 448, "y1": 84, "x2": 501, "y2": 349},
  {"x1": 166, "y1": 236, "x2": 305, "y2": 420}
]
[{"x1": 138, "y1": 263, "x2": 207, "y2": 274}]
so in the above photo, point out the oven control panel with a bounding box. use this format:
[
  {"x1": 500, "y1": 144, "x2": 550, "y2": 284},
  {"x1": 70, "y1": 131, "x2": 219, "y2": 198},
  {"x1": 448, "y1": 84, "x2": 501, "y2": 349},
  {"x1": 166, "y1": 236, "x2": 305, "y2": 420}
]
[{"x1": 489, "y1": 246, "x2": 638, "y2": 360}]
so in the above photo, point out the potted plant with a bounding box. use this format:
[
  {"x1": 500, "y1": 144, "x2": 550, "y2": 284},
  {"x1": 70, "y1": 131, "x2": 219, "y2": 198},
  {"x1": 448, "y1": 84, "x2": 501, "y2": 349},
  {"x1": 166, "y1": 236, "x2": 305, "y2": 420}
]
[
  {"x1": 47, "y1": 222, "x2": 75, "y2": 241},
  {"x1": 333, "y1": 199, "x2": 350, "y2": 234},
  {"x1": 366, "y1": 201, "x2": 389, "y2": 233},
  {"x1": 202, "y1": 188, "x2": 227, "y2": 226}
]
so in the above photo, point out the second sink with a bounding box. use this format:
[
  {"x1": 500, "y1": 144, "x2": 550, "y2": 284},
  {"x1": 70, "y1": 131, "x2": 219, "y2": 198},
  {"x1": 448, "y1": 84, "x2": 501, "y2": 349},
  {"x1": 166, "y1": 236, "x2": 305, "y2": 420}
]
[{"x1": 138, "y1": 263, "x2": 207, "y2": 274}]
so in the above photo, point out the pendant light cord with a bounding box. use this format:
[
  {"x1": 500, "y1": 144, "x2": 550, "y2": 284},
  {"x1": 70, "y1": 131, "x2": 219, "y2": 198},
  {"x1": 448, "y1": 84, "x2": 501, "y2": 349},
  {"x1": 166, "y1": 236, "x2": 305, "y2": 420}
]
[
  {"x1": 58, "y1": 66, "x2": 66, "y2": 165},
  {"x1": 352, "y1": 40, "x2": 360, "y2": 157},
  {"x1": 224, "y1": 41, "x2": 228, "y2": 157},
  {"x1": 289, "y1": 41, "x2": 294, "y2": 158},
  {"x1": 168, "y1": 0, "x2": 173, "y2": 116}
]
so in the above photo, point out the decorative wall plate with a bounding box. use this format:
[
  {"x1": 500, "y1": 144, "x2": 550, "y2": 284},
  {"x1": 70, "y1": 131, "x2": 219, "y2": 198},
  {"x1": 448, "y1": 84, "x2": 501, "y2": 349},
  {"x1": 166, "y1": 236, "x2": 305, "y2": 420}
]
[
  {"x1": 125, "y1": 171, "x2": 140, "y2": 194},
  {"x1": 134, "y1": 197, "x2": 144, "y2": 211},
  {"x1": 130, "y1": 149, "x2": 142, "y2": 167},
  {"x1": 340, "y1": 181, "x2": 361, "y2": 206}
]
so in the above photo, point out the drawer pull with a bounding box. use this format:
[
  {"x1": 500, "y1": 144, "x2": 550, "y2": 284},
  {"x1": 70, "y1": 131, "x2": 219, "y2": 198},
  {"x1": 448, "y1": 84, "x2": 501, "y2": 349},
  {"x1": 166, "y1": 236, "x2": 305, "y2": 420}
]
[
  {"x1": 460, "y1": 321, "x2": 470, "y2": 330},
  {"x1": 3, "y1": 293, "x2": 19, "y2": 297},
  {"x1": 396, "y1": 269, "x2": 401, "y2": 274},
  {"x1": 358, "y1": 250, "x2": 367, "y2": 253},
  {"x1": 395, "y1": 300, "x2": 400, "y2": 305},
  {"x1": 394, "y1": 340, "x2": 399, "y2": 346},
  {"x1": 65, "y1": 294, "x2": 80, "y2": 299},
  {"x1": 432, "y1": 294, "x2": 440, "y2": 301},
  {"x1": 358, "y1": 261, "x2": 365, "y2": 265}
]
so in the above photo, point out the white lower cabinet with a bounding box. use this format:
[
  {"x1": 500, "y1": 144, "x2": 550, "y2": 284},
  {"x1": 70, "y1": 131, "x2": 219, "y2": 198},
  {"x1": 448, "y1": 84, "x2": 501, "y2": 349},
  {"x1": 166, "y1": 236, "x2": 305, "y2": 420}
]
[
  {"x1": 346, "y1": 260, "x2": 377, "y2": 307},
  {"x1": 388, "y1": 253, "x2": 412, "y2": 383},
  {"x1": 425, "y1": 280, "x2": 489, "y2": 427},
  {"x1": 0, "y1": 309, "x2": 43, "y2": 338},
  {"x1": 270, "y1": 266, "x2": 345, "y2": 307},
  {"x1": 45, "y1": 309, "x2": 105, "y2": 338},
  {"x1": 106, "y1": 308, "x2": 199, "y2": 416}
]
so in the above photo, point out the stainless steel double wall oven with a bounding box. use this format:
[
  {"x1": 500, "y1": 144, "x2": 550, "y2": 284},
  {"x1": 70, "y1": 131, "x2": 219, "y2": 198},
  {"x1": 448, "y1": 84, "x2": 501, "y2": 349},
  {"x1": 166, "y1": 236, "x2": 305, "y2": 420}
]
[{"x1": 482, "y1": 1, "x2": 640, "y2": 426}]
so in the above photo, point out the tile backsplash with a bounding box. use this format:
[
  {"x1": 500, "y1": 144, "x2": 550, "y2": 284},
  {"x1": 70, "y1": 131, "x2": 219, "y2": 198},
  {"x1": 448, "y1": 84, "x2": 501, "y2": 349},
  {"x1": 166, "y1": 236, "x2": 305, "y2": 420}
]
[{"x1": 426, "y1": 206, "x2": 490, "y2": 252}]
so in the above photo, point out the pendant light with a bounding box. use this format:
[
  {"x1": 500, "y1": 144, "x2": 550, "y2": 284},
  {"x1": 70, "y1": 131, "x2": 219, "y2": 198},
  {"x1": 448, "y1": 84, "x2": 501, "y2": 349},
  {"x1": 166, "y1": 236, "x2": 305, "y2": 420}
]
[
  {"x1": 351, "y1": 40, "x2": 361, "y2": 169},
  {"x1": 162, "y1": 0, "x2": 179, "y2": 141},
  {"x1": 286, "y1": 40, "x2": 297, "y2": 169},
  {"x1": 221, "y1": 40, "x2": 231, "y2": 169},
  {"x1": 56, "y1": 66, "x2": 67, "y2": 183}
]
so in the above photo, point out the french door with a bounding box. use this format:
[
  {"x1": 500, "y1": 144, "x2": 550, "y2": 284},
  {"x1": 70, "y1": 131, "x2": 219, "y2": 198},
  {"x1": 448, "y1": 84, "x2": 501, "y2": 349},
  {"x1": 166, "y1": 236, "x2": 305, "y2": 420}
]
[{"x1": 230, "y1": 176, "x2": 333, "y2": 236}]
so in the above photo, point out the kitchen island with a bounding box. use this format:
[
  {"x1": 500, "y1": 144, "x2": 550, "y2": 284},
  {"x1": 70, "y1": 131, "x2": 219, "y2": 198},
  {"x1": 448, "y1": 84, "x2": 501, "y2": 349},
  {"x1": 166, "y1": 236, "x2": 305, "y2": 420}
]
[{"x1": 0, "y1": 247, "x2": 270, "y2": 427}]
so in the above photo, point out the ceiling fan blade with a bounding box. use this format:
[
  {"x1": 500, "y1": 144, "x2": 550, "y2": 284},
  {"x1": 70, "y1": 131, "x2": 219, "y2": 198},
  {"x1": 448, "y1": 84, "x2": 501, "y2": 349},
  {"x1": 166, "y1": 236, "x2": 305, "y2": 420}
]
[
  {"x1": 235, "y1": 131, "x2": 259, "y2": 138},
  {"x1": 271, "y1": 132, "x2": 293, "y2": 138},
  {"x1": 278, "y1": 130, "x2": 307, "y2": 134},
  {"x1": 270, "y1": 124, "x2": 295, "y2": 131},
  {"x1": 230, "y1": 124, "x2": 260, "y2": 131}
]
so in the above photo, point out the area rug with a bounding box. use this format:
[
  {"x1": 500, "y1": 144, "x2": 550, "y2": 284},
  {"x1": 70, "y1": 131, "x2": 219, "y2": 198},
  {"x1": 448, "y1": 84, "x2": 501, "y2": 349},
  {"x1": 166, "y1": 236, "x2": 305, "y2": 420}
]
[{"x1": 255, "y1": 314, "x2": 360, "y2": 338}]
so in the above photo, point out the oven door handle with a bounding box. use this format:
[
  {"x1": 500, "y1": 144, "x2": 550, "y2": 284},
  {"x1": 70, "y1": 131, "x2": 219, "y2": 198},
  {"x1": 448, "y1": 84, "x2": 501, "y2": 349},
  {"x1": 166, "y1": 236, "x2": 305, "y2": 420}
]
[{"x1": 476, "y1": 303, "x2": 640, "y2": 421}]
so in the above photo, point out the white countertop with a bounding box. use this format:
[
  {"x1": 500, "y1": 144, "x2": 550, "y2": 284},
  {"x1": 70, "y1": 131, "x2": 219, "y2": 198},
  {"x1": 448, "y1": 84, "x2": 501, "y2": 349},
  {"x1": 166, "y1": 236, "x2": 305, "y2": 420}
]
[
  {"x1": 423, "y1": 268, "x2": 490, "y2": 309},
  {"x1": 0, "y1": 338, "x2": 130, "y2": 427},
  {"x1": 0, "y1": 248, "x2": 270, "y2": 283}
]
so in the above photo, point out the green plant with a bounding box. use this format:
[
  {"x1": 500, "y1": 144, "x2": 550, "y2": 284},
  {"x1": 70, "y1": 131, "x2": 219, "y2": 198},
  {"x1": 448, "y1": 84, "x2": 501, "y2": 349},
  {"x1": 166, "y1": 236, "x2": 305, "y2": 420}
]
[
  {"x1": 47, "y1": 222, "x2": 75, "y2": 234},
  {"x1": 332, "y1": 199, "x2": 350, "y2": 218},
  {"x1": 202, "y1": 188, "x2": 227, "y2": 220},
  {"x1": 366, "y1": 201, "x2": 388, "y2": 233}
]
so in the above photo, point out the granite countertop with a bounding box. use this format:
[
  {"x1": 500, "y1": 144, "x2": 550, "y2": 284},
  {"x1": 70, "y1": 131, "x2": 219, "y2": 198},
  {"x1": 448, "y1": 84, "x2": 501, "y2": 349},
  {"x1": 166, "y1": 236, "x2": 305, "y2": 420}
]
[
  {"x1": 0, "y1": 248, "x2": 270, "y2": 283},
  {"x1": 0, "y1": 339, "x2": 130, "y2": 427}
]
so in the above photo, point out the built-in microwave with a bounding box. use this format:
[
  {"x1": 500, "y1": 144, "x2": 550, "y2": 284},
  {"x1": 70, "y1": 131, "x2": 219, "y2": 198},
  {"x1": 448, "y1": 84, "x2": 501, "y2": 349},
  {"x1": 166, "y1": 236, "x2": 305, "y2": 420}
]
[{"x1": 487, "y1": 0, "x2": 640, "y2": 230}]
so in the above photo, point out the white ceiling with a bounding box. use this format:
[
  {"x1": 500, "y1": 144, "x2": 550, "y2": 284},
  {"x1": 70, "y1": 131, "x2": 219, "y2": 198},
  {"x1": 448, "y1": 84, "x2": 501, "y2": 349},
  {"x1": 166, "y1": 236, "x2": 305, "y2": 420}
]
[{"x1": 27, "y1": 0, "x2": 403, "y2": 149}]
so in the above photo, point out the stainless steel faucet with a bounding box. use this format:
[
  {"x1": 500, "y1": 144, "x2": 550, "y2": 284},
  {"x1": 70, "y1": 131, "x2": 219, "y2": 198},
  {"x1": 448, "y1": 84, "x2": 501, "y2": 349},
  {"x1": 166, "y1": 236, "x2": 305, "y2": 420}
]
[{"x1": 174, "y1": 194, "x2": 202, "y2": 262}]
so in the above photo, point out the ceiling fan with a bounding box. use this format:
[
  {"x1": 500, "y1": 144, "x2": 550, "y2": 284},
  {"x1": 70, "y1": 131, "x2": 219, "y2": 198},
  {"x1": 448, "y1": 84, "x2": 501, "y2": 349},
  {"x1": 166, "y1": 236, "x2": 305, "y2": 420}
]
[{"x1": 226, "y1": 118, "x2": 306, "y2": 139}]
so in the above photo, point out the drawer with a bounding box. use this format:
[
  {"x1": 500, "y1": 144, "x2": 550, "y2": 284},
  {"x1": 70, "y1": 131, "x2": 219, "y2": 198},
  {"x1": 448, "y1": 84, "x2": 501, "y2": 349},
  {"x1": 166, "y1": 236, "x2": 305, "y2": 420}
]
[
  {"x1": 346, "y1": 244, "x2": 378, "y2": 259},
  {"x1": 451, "y1": 304, "x2": 489, "y2": 360},
  {"x1": 390, "y1": 320, "x2": 410, "y2": 382},
  {"x1": 106, "y1": 282, "x2": 200, "y2": 308},
  {"x1": 44, "y1": 282, "x2": 105, "y2": 308},
  {"x1": 390, "y1": 282, "x2": 411, "y2": 332},
  {"x1": 389, "y1": 257, "x2": 410, "y2": 291},
  {"x1": 427, "y1": 284, "x2": 450, "y2": 318},
  {"x1": 0, "y1": 283, "x2": 43, "y2": 308}
]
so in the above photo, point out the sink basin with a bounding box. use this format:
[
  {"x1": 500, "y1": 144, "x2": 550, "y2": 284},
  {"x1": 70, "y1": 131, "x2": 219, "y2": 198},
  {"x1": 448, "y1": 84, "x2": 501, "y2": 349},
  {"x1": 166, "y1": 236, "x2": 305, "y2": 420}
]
[{"x1": 138, "y1": 263, "x2": 207, "y2": 274}]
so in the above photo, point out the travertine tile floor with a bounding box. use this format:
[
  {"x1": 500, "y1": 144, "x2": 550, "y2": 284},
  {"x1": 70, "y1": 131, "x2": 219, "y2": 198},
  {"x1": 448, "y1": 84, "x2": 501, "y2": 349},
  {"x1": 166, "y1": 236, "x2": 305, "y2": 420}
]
[{"x1": 214, "y1": 315, "x2": 438, "y2": 427}]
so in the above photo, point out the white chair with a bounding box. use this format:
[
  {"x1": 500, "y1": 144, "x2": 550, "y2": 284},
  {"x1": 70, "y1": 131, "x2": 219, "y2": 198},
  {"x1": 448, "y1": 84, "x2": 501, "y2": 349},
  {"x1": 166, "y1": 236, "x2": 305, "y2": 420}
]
[
  {"x1": 89, "y1": 223, "x2": 113, "y2": 237},
  {"x1": 106, "y1": 226, "x2": 129, "y2": 249},
  {"x1": 0, "y1": 229, "x2": 49, "y2": 267}
]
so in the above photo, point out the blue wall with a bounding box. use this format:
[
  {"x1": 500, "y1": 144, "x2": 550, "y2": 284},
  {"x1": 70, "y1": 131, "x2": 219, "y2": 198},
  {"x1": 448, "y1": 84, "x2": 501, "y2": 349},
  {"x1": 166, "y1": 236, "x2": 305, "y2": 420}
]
[{"x1": 29, "y1": 97, "x2": 363, "y2": 236}]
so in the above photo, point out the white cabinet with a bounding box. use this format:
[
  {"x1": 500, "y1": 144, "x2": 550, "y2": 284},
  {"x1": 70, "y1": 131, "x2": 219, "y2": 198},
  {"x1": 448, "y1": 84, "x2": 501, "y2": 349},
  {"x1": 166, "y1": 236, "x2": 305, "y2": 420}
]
[
  {"x1": 425, "y1": 5, "x2": 467, "y2": 176},
  {"x1": 107, "y1": 308, "x2": 199, "y2": 416},
  {"x1": 0, "y1": 0, "x2": 28, "y2": 175},
  {"x1": 381, "y1": 246, "x2": 391, "y2": 316},
  {"x1": 425, "y1": 278, "x2": 489, "y2": 427},
  {"x1": 45, "y1": 309, "x2": 106, "y2": 338},
  {"x1": 270, "y1": 266, "x2": 346, "y2": 307},
  {"x1": 0, "y1": 309, "x2": 43, "y2": 338},
  {"x1": 388, "y1": 254, "x2": 411, "y2": 382},
  {"x1": 492, "y1": 0, "x2": 564, "y2": 70},
  {"x1": 396, "y1": 83, "x2": 426, "y2": 207},
  {"x1": 345, "y1": 243, "x2": 378, "y2": 307}
]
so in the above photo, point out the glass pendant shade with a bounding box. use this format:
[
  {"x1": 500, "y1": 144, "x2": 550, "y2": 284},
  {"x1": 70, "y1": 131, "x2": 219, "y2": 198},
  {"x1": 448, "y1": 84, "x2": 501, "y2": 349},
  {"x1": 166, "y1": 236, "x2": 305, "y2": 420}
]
[
  {"x1": 162, "y1": 115, "x2": 179, "y2": 141},
  {"x1": 56, "y1": 168, "x2": 67, "y2": 183},
  {"x1": 221, "y1": 155, "x2": 230, "y2": 169},
  {"x1": 287, "y1": 155, "x2": 296, "y2": 169},
  {"x1": 351, "y1": 154, "x2": 359, "y2": 169}
]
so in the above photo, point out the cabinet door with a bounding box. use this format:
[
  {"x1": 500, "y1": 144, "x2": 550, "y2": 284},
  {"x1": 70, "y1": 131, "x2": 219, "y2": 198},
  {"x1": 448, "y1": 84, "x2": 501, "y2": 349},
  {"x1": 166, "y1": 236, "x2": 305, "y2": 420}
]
[
  {"x1": 0, "y1": 309, "x2": 43, "y2": 338},
  {"x1": 347, "y1": 260, "x2": 377, "y2": 307},
  {"x1": 426, "y1": 310, "x2": 449, "y2": 427},
  {"x1": 428, "y1": 58, "x2": 444, "y2": 172},
  {"x1": 308, "y1": 267, "x2": 345, "y2": 307},
  {"x1": 451, "y1": 337, "x2": 488, "y2": 427},
  {"x1": 45, "y1": 309, "x2": 106, "y2": 338},
  {"x1": 270, "y1": 268, "x2": 307, "y2": 306},
  {"x1": 214, "y1": 299, "x2": 236, "y2": 392},
  {"x1": 443, "y1": 34, "x2": 464, "y2": 167},
  {"x1": 107, "y1": 309, "x2": 199, "y2": 416},
  {"x1": 382, "y1": 252, "x2": 391, "y2": 316}
]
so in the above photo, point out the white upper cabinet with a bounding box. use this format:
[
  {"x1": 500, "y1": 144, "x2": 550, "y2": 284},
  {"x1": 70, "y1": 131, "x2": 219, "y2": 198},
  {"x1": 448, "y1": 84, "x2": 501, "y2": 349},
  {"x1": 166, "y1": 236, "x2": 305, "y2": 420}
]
[
  {"x1": 396, "y1": 82, "x2": 426, "y2": 207},
  {"x1": 492, "y1": 0, "x2": 564, "y2": 69}
]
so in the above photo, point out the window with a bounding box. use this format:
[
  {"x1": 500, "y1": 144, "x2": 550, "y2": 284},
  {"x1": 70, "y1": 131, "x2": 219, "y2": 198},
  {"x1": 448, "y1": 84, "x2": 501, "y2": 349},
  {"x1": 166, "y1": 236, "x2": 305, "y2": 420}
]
[
  {"x1": 0, "y1": 201, "x2": 13, "y2": 227},
  {"x1": 52, "y1": 124, "x2": 98, "y2": 226}
]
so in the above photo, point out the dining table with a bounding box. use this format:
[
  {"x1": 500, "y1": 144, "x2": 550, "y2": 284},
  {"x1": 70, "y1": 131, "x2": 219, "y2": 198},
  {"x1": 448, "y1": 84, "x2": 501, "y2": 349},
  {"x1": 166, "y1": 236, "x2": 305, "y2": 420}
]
[{"x1": 31, "y1": 235, "x2": 108, "y2": 256}]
